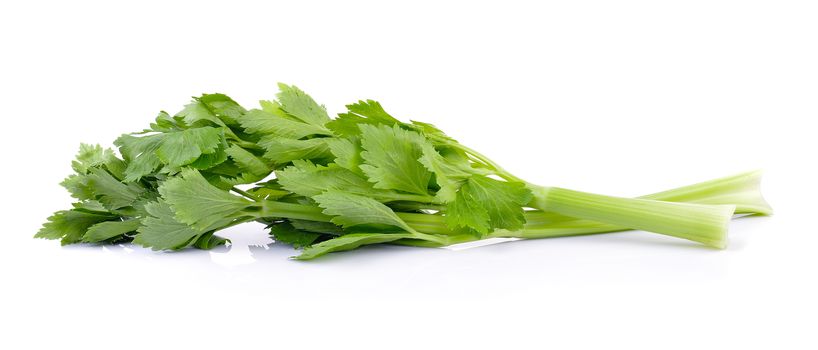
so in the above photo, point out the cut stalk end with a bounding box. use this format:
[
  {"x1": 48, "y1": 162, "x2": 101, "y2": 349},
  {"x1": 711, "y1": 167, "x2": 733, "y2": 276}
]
[{"x1": 641, "y1": 170, "x2": 773, "y2": 216}]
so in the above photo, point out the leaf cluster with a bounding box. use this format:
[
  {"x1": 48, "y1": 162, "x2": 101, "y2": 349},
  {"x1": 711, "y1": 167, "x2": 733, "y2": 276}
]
[{"x1": 38, "y1": 84, "x2": 534, "y2": 259}]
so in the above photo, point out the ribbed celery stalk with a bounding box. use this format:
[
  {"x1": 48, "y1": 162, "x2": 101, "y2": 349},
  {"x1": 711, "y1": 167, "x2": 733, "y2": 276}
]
[
  {"x1": 527, "y1": 186, "x2": 735, "y2": 248},
  {"x1": 397, "y1": 170, "x2": 771, "y2": 248},
  {"x1": 517, "y1": 170, "x2": 771, "y2": 247}
]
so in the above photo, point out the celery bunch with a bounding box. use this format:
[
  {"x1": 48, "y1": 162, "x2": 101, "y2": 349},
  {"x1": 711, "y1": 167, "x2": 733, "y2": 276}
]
[{"x1": 37, "y1": 84, "x2": 772, "y2": 259}]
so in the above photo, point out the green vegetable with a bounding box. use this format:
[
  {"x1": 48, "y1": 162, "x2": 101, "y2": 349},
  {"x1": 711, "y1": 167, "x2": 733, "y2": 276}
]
[{"x1": 37, "y1": 84, "x2": 772, "y2": 259}]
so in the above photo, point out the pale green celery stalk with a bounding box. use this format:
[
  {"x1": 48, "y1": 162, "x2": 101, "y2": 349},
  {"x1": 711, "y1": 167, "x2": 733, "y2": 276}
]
[
  {"x1": 452, "y1": 144, "x2": 756, "y2": 248},
  {"x1": 527, "y1": 186, "x2": 735, "y2": 248},
  {"x1": 516, "y1": 170, "x2": 773, "y2": 243},
  {"x1": 518, "y1": 170, "x2": 771, "y2": 228},
  {"x1": 396, "y1": 170, "x2": 772, "y2": 248}
]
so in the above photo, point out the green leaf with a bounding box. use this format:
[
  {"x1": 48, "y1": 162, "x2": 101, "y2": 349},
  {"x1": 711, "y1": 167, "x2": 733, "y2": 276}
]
[
  {"x1": 275, "y1": 160, "x2": 424, "y2": 202},
  {"x1": 116, "y1": 127, "x2": 228, "y2": 181},
  {"x1": 86, "y1": 168, "x2": 147, "y2": 210},
  {"x1": 326, "y1": 100, "x2": 401, "y2": 137},
  {"x1": 346, "y1": 100, "x2": 401, "y2": 124},
  {"x1": 294, "y1": 233, "x2": 413, "y2": 260},
  {"x1": 276, "y1": 83, "x2": 331, "y2": 126},
  {"x1": 36, "y1": 209, "x2": 117, "y2": 245},
  {"x1": 83, "y1": 219, "x2": 142, "y2": 243},
  {"x1": 202, "y1": 158, "x2": 243, "y2": 178},
  {"x1": 115, "y1": 133, "x2": 165, "y2": 181},
  {"x1": 66, "y1": 143, "x2": 128, "y2": 181},
  {"x1": 225, "y1": 144, "x2": 271, "y2": 178},
  {"x1": 71, "y1": 200, "x2": 110, "y2": 214},
  {"x1": 325, "y1": 113, "x2": 370, "y2": 137},
  {"x1": 133, "y1": 200, "x2": 208, "y2": 251},
  {"x1": 270, "y1": 222, "x2": 323, "y2": 249},
  {"x1": 277, "y1": 160, "x2": 386, "y2": 199},
  {"x1": 312, "y1": 191, "x2": 415, "y2": 232},
  {"x1": 148, "y1": 111, "x2": 181, "y2": 132},
  {"x1": 418, "y1": 143, "x2": 473, "y2": 203},
  {"x1": 175, "y1": 98, "x2": 226, "y2": 127},
  {"x1": 197, "y1": 93, "x2": 246, "y2": 126},
  {"x1": 445, "y1": 189, "x2": 491, "y2": 235},
  {"x1": 71, "y1": 143, "x2": 117, "y2": 174},
  {"x1": 358, "y1": 124, "x2": 432, "y2": 196},
  {"x1": 156, "y1": 127, "x2": 225, "y2": 168},
  {"x1": 159, "y1": 168, "x2": 253, "y2": 231},
  {"x1": 61, "y1": 174, "x2": 93, "y2": 200},
  {"x1": 187, "y1": 136, "x2": 229, "y2": 170},
  {"x1": 205, "y1": 146, "x2": 270, "y2": 188},
  {"x1": 326, "y1": 138, "x2": 363, "y2": 173},
  {"x1": 407, "y1": 120, "x2": 458, "y2": 144},
  {"x1": 238, "y1": 108, "x2": 331, "y2": 139},
  {"x1": 445, "y1": 175, "x2": 532, "y2": 234},
  {"x1": 259, "y1": 137, "x2": 332, "y2": 165}
]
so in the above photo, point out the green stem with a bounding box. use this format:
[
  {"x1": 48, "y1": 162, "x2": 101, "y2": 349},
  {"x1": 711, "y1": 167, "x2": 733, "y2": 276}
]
[
  {"x1": 389, "y1": 193, "x2": 437, "y2": 203},
  {"x1": 391, "y1": 234, "x2": 477, "y2": 247},
  {"x1": 398, "y1": 170, "x2": 772, "y2": 246},
  {"x1": 452, "y1": 143, "x2": 524, "y2": 182},
  {"x1": 231, "y1": 187, "x2": 259, "y2": 201},
  {"x1": 224, "y1": 128, "x2": 264, "y2": 151},
  {"x1": 387, "y1": 201, "x2": 445, "y2": 212},
  {"x1": 527, "y1": 185, "x2": 735, "y2": 248},
  {"x1": 408, "y1": 231, "x2": 450, "y2": 245},
  {"x1": 256, "y1": 201, "x2": 333, "y2": 222},
  {"x1": 397, "y1": 212, "x2": 452, "y2": 235}
]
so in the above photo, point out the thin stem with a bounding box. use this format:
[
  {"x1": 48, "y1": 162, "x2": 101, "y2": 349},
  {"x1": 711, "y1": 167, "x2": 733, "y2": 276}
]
[
  {"x1": 392, "y1": 234, "x2": 477, "y2": 247},
  {"x1": 256, "y1": 201, "x2": 333, "y2": 222},
  {"x1": 387, "y1": 201, "x2": 445, "y2": 212},
  {"x1": 388, "y1": 193, "x2": 437, "y2": 204},
  {"x1": 224, "y1": 128, "x2": 264, "y2": 151},
  {"x1": 236, "y1": 140, "x2": 264, "y2": 151},
  {"x1": 409, "y1": 231, "x2": 450, "y2": 245},
  {"x1": 231, "y1": 187, "x2": 259, "y2": 201},
  {"x1": 451, "y1": 143, "x2": 525, "y2": 182}
]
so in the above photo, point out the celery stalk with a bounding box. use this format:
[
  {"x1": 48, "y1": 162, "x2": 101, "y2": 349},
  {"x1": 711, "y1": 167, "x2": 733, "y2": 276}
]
[
  {"x1": 526, "y1": 186, "x2": 735, "y2": 248},
  {"x1": 397, "y1": 171, "x2": 771, "y2": 248}
]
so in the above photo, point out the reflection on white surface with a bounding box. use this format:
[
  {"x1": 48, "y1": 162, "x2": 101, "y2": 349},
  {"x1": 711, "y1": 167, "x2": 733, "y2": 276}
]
[
  {"x1": 11, "y1": 214, "x2": 781, "y2": 311},
  {"x1": 207, "y1": 224, "x2": 524, "y2": 265},
  {"x1": 84, "y1": 215, "x2": 775, "y2": 269},
  {"x1": 208, "y1": 226, "x2": 275, "y2": 267},
  {"x1": 445, "y1": 237, "x2": 519, "y2": 251}
]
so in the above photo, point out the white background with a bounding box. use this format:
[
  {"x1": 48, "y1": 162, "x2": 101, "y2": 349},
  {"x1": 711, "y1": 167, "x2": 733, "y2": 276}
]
[{"x1": 1, "y1": 1, "x2": 816, "y2": 349}]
